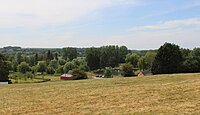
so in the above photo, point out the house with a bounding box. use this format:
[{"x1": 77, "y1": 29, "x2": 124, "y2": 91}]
[
  {"x1": 138, "y1": 70, "x2": 152, "y2": 77},
  {"x1": 60, "y1": 74, "x2": 73, "y2": 80}
]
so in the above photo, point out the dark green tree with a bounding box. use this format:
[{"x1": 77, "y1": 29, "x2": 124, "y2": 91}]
[
  {"x1": 37, "y1": 61, "x2": 47, "y2": 74},
  {"x1": 100, "y1": 45, "x2": 120, "y2": 68},
  {"x1": 63, "y1": 62, "x2": 76, "y2": 73},
  {"x1": 181, "y1": 48, "x2": 200, "y2": 73},
  {"x1": 58, "y1": 59, "x2": 66, "y2": 66},
  {"x1": 62, "y1": 47, "x2": 77, "y2": 60},
  {"x1": 54, "y1": 52, "x2": 59, "y2": 60},
  {"x1": 15, "y1": 53, "x2": 23, "y2": 64},
  {"x1": 180, "y1": 48, "x2": 191, "y2": 60},
  {"x1": 152, "y1": 43, "x2": 183, "y2": 74},
  {"x1": 47, "y1": 66, "x2": 55, "y2": 75},
  {"x1": 35, "y1": 53, "x2": 38, "y2": 64},
  {"x1": 47, "y1": 50, "x2": 54, "y2": 62},
  {"x1": 0, "y1": 54, "x2": 9, "y2": 82},
  {"x1": 182, "y1": 56, "x2": 199, "y2": 73},
  {"x1": 85, "y1": 48, "x2": 100, "y2": 70},
  {"x1": 125, "y1": 53, "x2": 139, "y2": 68},
  {"x1": 49, "y1": 59, "x2": 58, "y2": 70},
  {"x1": 17, "y1": 62, "x2": 31, "y2": 74},
  {"x1": 119, "y1": 46, "x2": 129, "y2": 63}
]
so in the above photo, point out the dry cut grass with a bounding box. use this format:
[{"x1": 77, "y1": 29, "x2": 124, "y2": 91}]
[{"x1": 1, "y1": 73, "x2": 200, "y2": 114}]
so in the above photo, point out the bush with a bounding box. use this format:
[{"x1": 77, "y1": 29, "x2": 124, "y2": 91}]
[
  {"x1": 9, "y1": 72, "x2": 34, "y2": 81},
  {"x1": 120, "y1": 63, "x2": 134, "y2": 77},
  {"x1": 17, "y1": 62, "x2": 31, "y2": 74},
  {"x1": 104, "y1": 68, "x2": 112, "y2": 78},
  {"x1": 71, "y1": 69, "x2": 88, "y2": 80},
  {"x1": 25, "y1": 72, "x2": 34, "y2": 79}
]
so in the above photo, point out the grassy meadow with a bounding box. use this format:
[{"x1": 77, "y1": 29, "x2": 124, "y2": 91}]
[{"x1": 1, "y1": 73, "x2": 200, "y2": 114}]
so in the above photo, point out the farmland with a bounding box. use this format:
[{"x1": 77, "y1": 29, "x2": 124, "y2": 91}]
[{"x1": 1, "y1": 73, "x2": 200, "y2": 114}]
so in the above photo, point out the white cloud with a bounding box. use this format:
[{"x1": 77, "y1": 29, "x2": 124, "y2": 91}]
[
  {"x1": 130, "y1": 18, "x2": 200, "y2": 31},
  {"x1": 0, "y1": 0, "x2": 137, "y2": 28}
]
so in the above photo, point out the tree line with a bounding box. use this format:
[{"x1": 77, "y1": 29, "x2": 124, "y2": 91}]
[{"x1": 0, "y1": 43, "x2": 199, "y2": 82}]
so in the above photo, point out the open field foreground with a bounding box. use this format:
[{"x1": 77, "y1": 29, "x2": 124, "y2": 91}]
[{"x1": 1, "y1": 73, "x2": 200, "y2": 114}]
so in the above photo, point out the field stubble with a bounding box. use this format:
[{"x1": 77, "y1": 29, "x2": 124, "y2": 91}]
[{"x1": 0, "y1": 73, "x2": 200, "y2": 114}]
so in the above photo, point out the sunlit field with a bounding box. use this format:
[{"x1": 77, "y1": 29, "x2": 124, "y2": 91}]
[{"x1": 1, "y1": 73, "x2": 200, "y2": 114}]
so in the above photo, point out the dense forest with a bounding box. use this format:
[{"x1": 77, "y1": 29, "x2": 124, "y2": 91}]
[{"x1": 0, "y1": 43, "x2": 199, "y2": 82}]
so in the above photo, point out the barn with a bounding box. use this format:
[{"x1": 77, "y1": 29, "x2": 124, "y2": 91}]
[{"x1": 60, "y1": 74, "x2": 73, "y2": 80}]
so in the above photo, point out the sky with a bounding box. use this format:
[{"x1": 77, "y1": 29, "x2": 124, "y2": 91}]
[{"x1": 0, "y1": 0, "x2": 200, "y2": 50}]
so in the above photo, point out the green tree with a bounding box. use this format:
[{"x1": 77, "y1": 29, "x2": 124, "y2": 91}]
[
  {"x1": 49, "y1": 59, "x2": 58, "y2": 70},
  {"x1": 62, "y1": 47, "x2": 77, "y2": 60},
  {"x1": 104, "y1": 68, "x2": 113, "y2": 78},
  {"x1": 125, "y1": 53, "x2": 139, "y2": 68},
  {"x1": 183, "y1": 56, "x2": 199, "y2": 73},
  {"x1": 54, "y1": 52, "x2": 59, "y2": 60},
  {"x1": 0, "y1": 54, "x2": 9, "y2": 82},
  {"x1": 47, "y1": 66, "x2": 55, "y2": 75},
  {"x1": 56, "y1": 65, "x2": 64, "y2": 74},
  {"x1": 138, "y1": 56, "x2": 147, "y2": 71},
  {"x1": 100, "y1": 45, "x2": 120, "y2": 68},
  {"x1": 72, "y1": 57, "x2": 87, "y2": 66},
  {"x1": 71, "y1": 69, "x2": 88, "y2": 80},
  {"x1": 180, "y1": 48, "x2": 191, "y2": 60},
  {"x1": 37, "y1": 61, "x2": 47, "y2": 74},
  {"x1": 119, "y1": 46, "x2": 129, "y2": 63},
  {"x1": 190, "y1": 48, "x2": 200, "y2": 57},
  {"x1": 31, "y1": 65, "x2": 38, "y2": 76},
  {"x1": 12, "y1": 61, "x2": 18, "y2": 72},
  {"x1": 17, "y1": 62, "x2": 31, "y2": 74},
  {"x1": 58, "y1": 59, "x2": 66, "y2": 66},
  {"x1": 15, "y1": 53, "x2": 23, "y2": 64},
  {"x1": 63, "y1": 62, "x2": 76, "y2": 73},
  {"x1": 144, "y1": 52, "x2": 156, "y2": 70},
  {"x1": 6, "y1": 61, "x2": 13, "y2": 71},
  {"x1": 181, "y1": 48, "x2": 200, "y2": 73},
  {"x1": 29, "y1": 55, "x2": 36, "y2": 66},
  {"x1": 85, "y1": 48, "x2": 100, "y2": 70},
  {"x1": 152, "y1": 43, "x2": 183, "y2": 74},
  {"x1": 120, "y1": 63, "x2": 134, "y2": 77},
  {"x1": 35, "y1": 53, "x2": 38, "y2": 65},
  {"x1": 47, "y1": 50, "x2": 54, "y2": 62}
]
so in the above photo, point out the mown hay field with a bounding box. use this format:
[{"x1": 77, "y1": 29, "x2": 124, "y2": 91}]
[{"x1": 1, "y1": 73, "x2": 200, "y2": 114}]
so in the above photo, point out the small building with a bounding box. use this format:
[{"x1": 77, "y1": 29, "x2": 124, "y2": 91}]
[
  {"x1": 60, "y1": 74, "x2": 73, "y2": 80},
  {"x1": 138, "y1": 70, "x2": 152, "y2": 77}
]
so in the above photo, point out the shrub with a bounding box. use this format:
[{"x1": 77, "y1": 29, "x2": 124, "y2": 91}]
[
  {"x1": 25, "y1": 72, "x2": 34, "y2": 79},
  {"x1": 71, "y1": 69, "x2": 88, "y2": 80},
  {"x1": 120, "y1": 63, "x2": 134, "y2": 77},
  {"x1": 104, "y1": 68, "x2": 113, "y2": 78}
]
